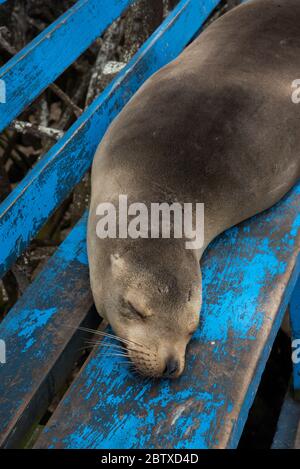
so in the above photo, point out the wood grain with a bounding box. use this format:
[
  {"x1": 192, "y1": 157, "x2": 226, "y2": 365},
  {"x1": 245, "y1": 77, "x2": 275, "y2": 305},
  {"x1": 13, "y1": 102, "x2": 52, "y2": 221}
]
[{"x1": 35, "y1": 183, "x2": 300, "y2": 449}]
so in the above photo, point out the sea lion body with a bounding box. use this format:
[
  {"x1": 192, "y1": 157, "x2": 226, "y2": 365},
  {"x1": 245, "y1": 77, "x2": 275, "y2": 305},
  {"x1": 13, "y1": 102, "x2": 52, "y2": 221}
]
[{"x1": 88, "y1": 0, "x2": 300, "y2": 378}]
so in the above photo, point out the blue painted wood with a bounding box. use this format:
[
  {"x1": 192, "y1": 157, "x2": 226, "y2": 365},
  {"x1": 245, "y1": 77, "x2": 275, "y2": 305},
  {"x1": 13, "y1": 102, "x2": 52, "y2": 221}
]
[
  {"x1": 272, "y1": 390, "x2": 300, "y2": 449},
  {"x1": 0, "y1": 0, "x2": 221, "y2": 448},
  {"x1": 35, "y1": 182, "x2": 300, "y2": 449},
  {"x1": 0, "y1": 214, "x2": 100, "y2": 448},
  {"x1": 0, "y1": 0, "x2": 220, "y2": 279},
  {"x1": 290, "y1": 275, "x2": 300, "y2": 396},
  {"x1": 0, "y1": 0, "x2": 219, "y2": 277},
  {"x1": 0, "y1": 0, "x2": 133, "y2": 133}
]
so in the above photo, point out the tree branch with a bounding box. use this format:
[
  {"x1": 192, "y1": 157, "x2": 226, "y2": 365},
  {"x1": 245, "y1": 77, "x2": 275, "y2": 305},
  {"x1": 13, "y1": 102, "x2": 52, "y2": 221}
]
[
  {"x1": 50, "y1": 83, "x2": 83, "y2": 118},
  {"x1": 9, "y1": 120, "x2": 64, "y2": 141}
]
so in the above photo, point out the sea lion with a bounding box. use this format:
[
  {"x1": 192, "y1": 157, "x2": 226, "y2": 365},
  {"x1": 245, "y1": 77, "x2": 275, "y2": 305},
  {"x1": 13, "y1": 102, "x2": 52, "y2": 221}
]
[{"x1": 87, "y1": 0, "x2": 300, "y2": 378}]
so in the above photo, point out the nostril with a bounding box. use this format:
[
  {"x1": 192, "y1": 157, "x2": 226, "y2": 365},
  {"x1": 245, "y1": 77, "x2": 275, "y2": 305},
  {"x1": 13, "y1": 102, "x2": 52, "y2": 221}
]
[{"x1": 163, "y1": 357, "x2": 179, "y2": 377}]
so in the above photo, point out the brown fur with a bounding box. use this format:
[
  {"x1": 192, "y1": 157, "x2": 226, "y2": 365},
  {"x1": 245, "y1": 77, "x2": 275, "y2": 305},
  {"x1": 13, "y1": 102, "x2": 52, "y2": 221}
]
[{"x1": 88, "y1": 0, "x2": 300, "y2": 378}]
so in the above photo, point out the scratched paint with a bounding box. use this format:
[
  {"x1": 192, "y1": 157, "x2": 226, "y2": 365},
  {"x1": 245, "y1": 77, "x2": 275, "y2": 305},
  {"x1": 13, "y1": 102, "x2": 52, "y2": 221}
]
[
  {"x1": 1, "y1": 0, "x2": 298, "y2": 451},
  {"x1": 5, "y1": 307, "x2": 56, "y2": 353},
  {"x1": 35, "y1": 180, "x2": 300, "y2": 449},
  {"x1": 201, "y1": 228, "x2": 287, "y2": 342},
  {"x1": 0, "y1": 215, "x2": 92, "y2": 446},
  {"x1": 56, "y1": 212, "x2": 88, "y2": 266}
]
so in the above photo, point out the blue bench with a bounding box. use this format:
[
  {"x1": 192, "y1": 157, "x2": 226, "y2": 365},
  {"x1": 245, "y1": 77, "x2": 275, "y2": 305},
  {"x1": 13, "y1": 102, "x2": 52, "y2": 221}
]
[
  {"x1": 272, "y1": 390, "x2": 300, "y2": 449},
  {"x1": 0, "y1": 0, "x2": 299, "y2": 449}
]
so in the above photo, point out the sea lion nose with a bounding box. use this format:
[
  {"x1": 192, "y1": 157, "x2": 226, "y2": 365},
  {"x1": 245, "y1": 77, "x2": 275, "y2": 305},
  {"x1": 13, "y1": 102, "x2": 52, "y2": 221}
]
[{"x1": 163, "y1": 357, "x2": 179, "y2": 378}]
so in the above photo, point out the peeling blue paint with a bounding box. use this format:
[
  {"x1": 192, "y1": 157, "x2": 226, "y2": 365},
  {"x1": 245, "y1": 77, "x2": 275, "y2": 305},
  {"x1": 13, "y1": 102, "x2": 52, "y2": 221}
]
[
  {"x1": 18, "y1": 308, "x2": 56, "y2": 352},
  {"x1": 35, "y1": 176, "x2": 300, "y2": 449},
  {"x1": 0, "y1": 214, "x2": 91, "y2": 442}
]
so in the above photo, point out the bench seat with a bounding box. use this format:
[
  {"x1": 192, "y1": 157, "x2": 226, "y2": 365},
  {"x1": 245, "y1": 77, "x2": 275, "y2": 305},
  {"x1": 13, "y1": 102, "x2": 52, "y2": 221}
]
[
  {"x1": 0, "y1": 216, "x2": 99, "y2": 448},
  {"x1": 272, "y1": 389, "x2": 300, "y2": 449},
  {"x1": 34, "y1": 182, "x2": 300, "y2": 449}
]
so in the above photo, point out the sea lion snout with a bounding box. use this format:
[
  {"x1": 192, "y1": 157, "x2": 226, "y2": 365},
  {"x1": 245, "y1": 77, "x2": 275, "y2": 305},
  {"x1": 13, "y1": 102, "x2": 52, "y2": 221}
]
[
  {"x1": 124, "y1": 338, "x2": 186, "y2": 378},
  {"x1": 163, "y1": 357, "x2": 181, "y2": 379}
]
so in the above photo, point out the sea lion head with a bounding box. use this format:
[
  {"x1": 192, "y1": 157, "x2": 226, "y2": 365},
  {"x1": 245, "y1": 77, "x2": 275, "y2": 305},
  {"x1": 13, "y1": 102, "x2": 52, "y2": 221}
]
[{"x1": 96, "y1": 238, "x2": 201, "y2": 379}]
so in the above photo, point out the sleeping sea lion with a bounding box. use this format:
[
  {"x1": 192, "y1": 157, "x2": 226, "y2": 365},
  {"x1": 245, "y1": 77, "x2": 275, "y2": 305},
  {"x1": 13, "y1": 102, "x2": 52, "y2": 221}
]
[{"x1": 87, "y1": 0, "x2": 300, "y2": 378}]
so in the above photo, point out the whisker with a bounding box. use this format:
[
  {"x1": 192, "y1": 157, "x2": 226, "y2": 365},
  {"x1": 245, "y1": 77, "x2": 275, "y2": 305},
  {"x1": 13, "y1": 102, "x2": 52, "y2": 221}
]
[
  {"x1": 85, "y1": 338, "x2": 127, "y2": 349},
  {"x1": 78, "y1": 345, "x2": 131, "y2": 358},
  {"x1": 85, "y1": 340, "x2": 148, "y2": 355},
  {"x1": 77, "y1": 325, "x2": 148, "y2": 350},
  {"x1": 98, "y1": 352, "x2": 132, "y2": 358},
  {"x1": 115, "y1": 363, "x2": 133, "y2": 366},
  {"x1": 84, "y1": 340, "x2": 127, "y2": 351},
  {"x1": 78, "y1": 346, "x2": 93, "y2": 352},
  {"x1": 67, "y1": 324, "x2": 152, "y2": 353},
  {"x1": 78, "y1": 326, "x2": 130, "y2": 342},
  {"x1": 85, "y1": 338, "x2": 129, "y2": 350},
  {"x1": 106, "y1": 361, "x2": 133, "y2": 365},
  {"x1": 78, "y1": 345, "x2": 115, "y2": 352}
]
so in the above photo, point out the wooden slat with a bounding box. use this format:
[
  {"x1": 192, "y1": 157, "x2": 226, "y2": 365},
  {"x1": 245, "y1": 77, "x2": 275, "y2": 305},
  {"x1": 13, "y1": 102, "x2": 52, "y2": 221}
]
[
  {"x1": 35, "y1": 182, "x2": 300, "y2": 449},
  {"x1": 0, "y1": 214, "x2": 101, "y2": 448},
  {"x1": 272, "y1": 390, "x2": 300, "y2": 449},
  {"x1": 290, "y1": 275, "x2": 300, "y2": 397},
  {"x1": 296, "y1": 420, "x2": 300, "y2": 448},
  {"x1": 0, "y1": 0, "x2": 133, "y2": 133},
  {"x1": 0, "y1": 0, "x2": 220, "y2": 279}
]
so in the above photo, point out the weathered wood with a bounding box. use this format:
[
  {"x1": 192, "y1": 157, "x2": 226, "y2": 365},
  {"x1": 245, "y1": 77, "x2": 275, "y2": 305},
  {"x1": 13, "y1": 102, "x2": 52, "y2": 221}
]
[
  {"x1": 295, "y1": 418, "x2": 300, "y2": 449},
  {"x1": 35, "y1": 182, "x2": 300, "y2": 449},
  {"x1": 0, "y1": 0, "x2": 134, "y2": 133},
  {"x1": 2, "y1": 0, "x2": 296, "y2": 451},
  {"x1": 290, "y1": 276, "x2": 300, "y2": 398},
  {"x1": 0, "y1": 214, "x2": 100, "y2": 448},
  {"x1": 0, "y1": 0, "x2": 221, "y2": 448},
  {"x1": 0, "y1": 0, "x2": 220, "y2": 279},
  {"x1": 272, "y1": 390, "x2": 300, "y2": 449},
  {"x1": 121, "y1": 0, "x2": 164, "y2": 62}
]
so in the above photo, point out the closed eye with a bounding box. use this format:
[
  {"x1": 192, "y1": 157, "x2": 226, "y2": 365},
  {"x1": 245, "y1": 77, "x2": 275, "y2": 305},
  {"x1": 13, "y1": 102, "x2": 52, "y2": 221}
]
[
  {"x1": 128, "y1": 301, "x2": 145, "y2": 318},
  {"x1": 122, "y1": 300, "x2": 147, "y2": 320}
]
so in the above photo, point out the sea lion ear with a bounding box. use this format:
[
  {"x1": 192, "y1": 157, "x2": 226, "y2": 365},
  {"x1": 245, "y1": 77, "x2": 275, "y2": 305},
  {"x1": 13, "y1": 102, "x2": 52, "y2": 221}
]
[
  {"x1": 110, "y1": 253, "x2": 125, "y2": 274},
  {"x1": 110, "y1": 252, "x2": 120, "y2": 263}
]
